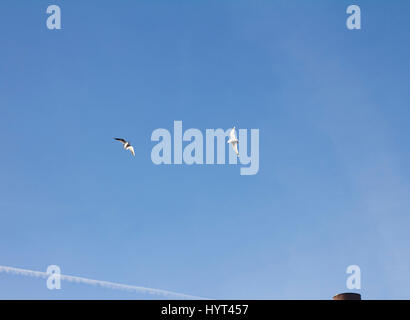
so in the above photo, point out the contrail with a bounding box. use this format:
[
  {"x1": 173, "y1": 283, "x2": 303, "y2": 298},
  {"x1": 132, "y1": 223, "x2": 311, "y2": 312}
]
[{"x1": 0, "y1": 265, "x2": 209, "y2": 300}]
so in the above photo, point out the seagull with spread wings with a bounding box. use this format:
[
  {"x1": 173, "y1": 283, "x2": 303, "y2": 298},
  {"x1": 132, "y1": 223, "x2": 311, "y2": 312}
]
[
  {"x1": 227, "y1": 126, "x2": 239, "y2": 156},
  {"x1": 114, "y1": 138, "x2": 135, "y2": 156}
]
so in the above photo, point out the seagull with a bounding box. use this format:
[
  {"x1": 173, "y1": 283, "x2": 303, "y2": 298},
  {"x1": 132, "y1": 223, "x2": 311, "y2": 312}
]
[
  {"x1": 114, "y1": 138, "x2": 135, "y2": 156},
  {"x1": 227, "y1": 126, "x2": 239, "y2": 156}
]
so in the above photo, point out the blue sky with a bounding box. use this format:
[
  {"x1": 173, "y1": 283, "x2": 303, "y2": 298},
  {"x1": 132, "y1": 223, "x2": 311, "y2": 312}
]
[{"x1": 1, "y1": 0, "x2": 410, "y2": 299}]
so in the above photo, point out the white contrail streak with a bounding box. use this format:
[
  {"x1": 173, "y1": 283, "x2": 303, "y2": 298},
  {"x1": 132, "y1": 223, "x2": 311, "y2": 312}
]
[{"x1": 0, "y1": 265, "x2": 208, "y2": 300}]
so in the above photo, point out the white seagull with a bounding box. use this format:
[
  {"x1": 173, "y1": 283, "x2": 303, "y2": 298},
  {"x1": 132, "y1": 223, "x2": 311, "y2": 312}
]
[
  {"x1": 114, "y1": 138, "x2": 135, "y2": 156},
  {"x1": 227, "y1": 126, "x2": 239, "y2": 156}
]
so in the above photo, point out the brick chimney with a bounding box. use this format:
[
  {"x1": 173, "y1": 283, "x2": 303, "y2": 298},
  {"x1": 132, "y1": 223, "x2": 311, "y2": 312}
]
[{"x1": 333, "y1": 293, "x2": 361, "y2": 300}]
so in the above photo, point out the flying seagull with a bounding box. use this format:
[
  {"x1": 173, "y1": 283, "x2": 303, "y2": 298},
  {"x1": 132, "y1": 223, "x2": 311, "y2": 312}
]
[
  {"x1": 114, "y1": 138, "x2": 135, "y2": 156},
  {"x1": 227, "y1": 126, "x2": 239, "y2": 156}
]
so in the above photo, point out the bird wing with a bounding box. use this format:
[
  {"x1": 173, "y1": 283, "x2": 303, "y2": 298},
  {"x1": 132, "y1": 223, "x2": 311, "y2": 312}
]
[
  {"x1": 230, "y1": 128, "x2": 237, "y2": 140},
  {"x1": 114, "y1": 138, "x2": 126, "y2": 144},
  {"x1": 232, "y1": 141, "x2": 239, "y2": 156},
  {"x1": 127, "y1": 146, "x2": 135, "y2": 156}
]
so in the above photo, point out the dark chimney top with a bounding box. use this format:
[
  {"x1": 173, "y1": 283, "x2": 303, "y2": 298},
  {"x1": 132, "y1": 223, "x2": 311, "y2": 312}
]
[{"x1": 333, "y1": 293, "x2": 361, "y2": 300}]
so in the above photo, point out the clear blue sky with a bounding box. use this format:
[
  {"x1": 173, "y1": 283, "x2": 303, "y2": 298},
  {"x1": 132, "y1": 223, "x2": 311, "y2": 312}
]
[{"x1": 1, "y1": 0, "x2": 410, "y2": 299}]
